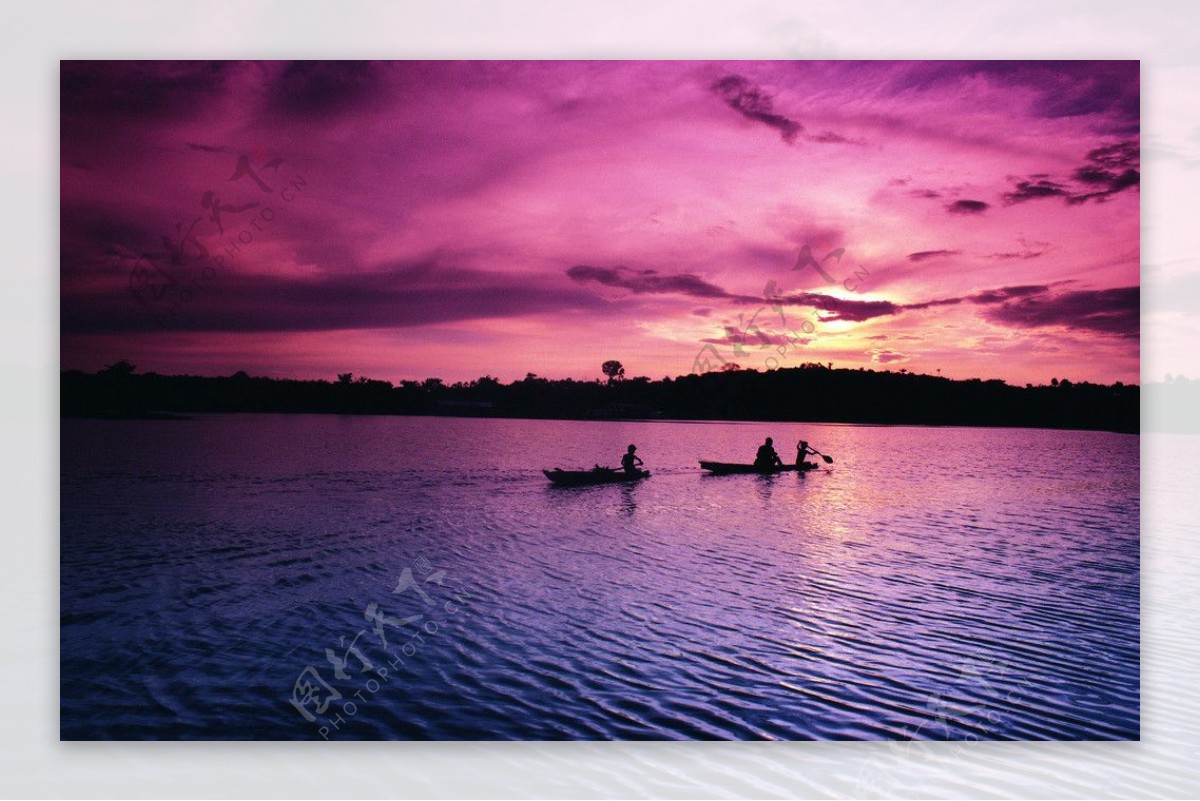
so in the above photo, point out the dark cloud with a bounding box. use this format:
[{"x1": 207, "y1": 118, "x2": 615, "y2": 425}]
[
  {"x1": 776, "y1": 292, "x2": 901, "y2": 322},
  {"x1": 1002, "y1": 179, "x2": 1071, "y2": 204},
  {"x1": 60, "y1": 203, "x2": 168, "y2": 275},
  {"x1": 983, "y1": 286, "x2": 1139, "y2": 337},
  {"x1": 710, "y1": 75, "x2": 802, "y2": 144},
  {"x1": 62, "y1": 262, "x2": 607, "y2": 334},
  {"x1": 779, "y1": 284, "x2": 1131, "y2": 339},
  {"x1": 570, "y1": 263, "x2": 901, "y2": 322},
  {"x1": 968, "y1": 285, "x2": 1051, "y2": 304},
  {"x1": 1073, "y1": 166, "x2": 1116, "y2": 184},
  {"x1": 61, "y1": 61, "x2": 233, "y2": 121},
  {"x1": 1066, "y1": 168, "x2": 1140, "y2": 204},
  {"x1": 566, "y1": 265, "x2": 749, "y2": 300},
  {"x1": 1027, "y1": 64, "x2": 1140, "y2": 135},
  {"x1": 908, "y1": 249, "x2": 960, "y2": 262},
  {"x1": 1005, "y1": 139, "x2": 1140, "y2": 205},
  {"x1": 903, "y1": 297, "x2": 966, "y2": 312},
  {"x1": 910, "y1": 189, "x2": 941, "y2": 199},
  {"x1": 988, "y1": 247, "x2": 1048, "y2": 260},
  {"x1": 566, "y1": 261, "x2": 1136, "y2": 341},
  {"x1": 1086, "y1": 140, "x2": 1140, "y2": 170},
  {"x1": 269, "y1": 61, "x2": 388, "y2": 117},
  {"x1": 807, "y1": 131, "x2": 863, "y2": 145},
  {"x1": 885, "y1": 61, "x2": 1139, "y2": 136},
  {"x1": 948, "y1": 199, "x2": 989, "y2": 214}
]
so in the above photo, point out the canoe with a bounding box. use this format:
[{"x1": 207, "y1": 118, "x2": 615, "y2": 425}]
[
  {"x1": 543, "y1": 467, "x2": 650, "y2": 486},
  {"x1": 699, "y1": 460, "x2": 820, "y2": 474}
]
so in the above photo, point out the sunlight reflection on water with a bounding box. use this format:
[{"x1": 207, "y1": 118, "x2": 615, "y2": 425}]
[{"x1": 61, "y1": 415, "x2": 1138, "y2": 741}]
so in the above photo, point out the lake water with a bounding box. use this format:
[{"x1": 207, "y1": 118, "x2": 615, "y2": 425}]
[{"x1": 60, "y1": 415, "x2": 1139, "y2": 740}]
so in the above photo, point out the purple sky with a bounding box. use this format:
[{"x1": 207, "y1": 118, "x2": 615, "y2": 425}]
[{"x1": 60, "y1": 60, "x2": 1140, "y2": 385}]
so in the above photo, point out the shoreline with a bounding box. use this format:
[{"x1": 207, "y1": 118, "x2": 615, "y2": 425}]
[{"x1": 60, "y1": 408, "x2": 1141, "y2": 435}]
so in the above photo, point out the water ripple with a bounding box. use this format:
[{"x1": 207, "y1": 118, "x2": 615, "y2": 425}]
[{"x1": 61, "y1": 417, "x2": 1139, "y2": 744}]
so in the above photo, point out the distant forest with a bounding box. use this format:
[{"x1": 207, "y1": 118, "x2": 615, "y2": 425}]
[{"x1": 61, "y1": 360, "x2": 1148, "y2": 434}]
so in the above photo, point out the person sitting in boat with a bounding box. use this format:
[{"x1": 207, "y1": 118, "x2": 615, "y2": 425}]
[
  {"x1": 620, "y1": 444, "x2": 644, "y2": 474},
  {"x1": 754, "y1": 437, "x2": 783, "y2": 469},
  {"x1": 796, "y1": 440, "x2": 818, "y2": 467}
]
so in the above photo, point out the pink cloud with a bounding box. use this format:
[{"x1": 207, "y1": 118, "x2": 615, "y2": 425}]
[{"x1": 60, "y1": 60, "x2": 1140, "y2": 386}]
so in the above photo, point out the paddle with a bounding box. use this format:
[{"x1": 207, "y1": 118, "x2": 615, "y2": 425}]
[
  {"x1": 798, "y1": 441, "x2": 834, "y2": 464},
  {"x1": 812, "y1": 449, "x2": 834, "y2": 464}
]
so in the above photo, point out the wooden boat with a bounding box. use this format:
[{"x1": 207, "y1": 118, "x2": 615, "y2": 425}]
[
  {"x1": 543, "y1": 467, "x2": 650, "y2": 486},
  {"x1": 698, "y1": 460, "x2": 820, "y2": 475}
]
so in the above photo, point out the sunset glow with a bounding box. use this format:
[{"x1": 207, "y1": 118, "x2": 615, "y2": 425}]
[{"x1": 61, "y1": 60, "x2": 1140, "y2": 385}]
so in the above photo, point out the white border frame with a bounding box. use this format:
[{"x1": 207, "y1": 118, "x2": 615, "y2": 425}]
[{"x1": 10, "y1": 0, "x2": 1198, "y2": 796}]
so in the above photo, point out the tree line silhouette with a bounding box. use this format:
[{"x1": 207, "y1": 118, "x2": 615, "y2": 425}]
[{"x1": 61, "y1": 360, "x2": 1139, "y2": 433}]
